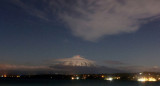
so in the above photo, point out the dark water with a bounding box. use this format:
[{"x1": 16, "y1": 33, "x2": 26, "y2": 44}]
[{"x1": 1, "y1": 80, "x2": 160, "y2": 86}]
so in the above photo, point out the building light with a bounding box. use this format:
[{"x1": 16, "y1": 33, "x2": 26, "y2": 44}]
[
  {"x1": 138, "y1": 78, "x2": 146, "y2": 82},
  {"x1": 148, "y1": 77, "x2": 156, "y2": 81},
  {"x1": 71, "y1": 76, "x2": 80, "y2": 80},
  {"x1": 17, "y1": 75, "x2": 20, "y2": 78},
  {"x1": 105, "y1": 77, "x2": 113, "y2": 81},
  {"x1": 137, "y1": 77, "x2": 157, "y2": 82},
  {"x1": 3, "y1": 74, "x2": 7, "y2": 78},
  {"x1": 76, "y1": 77, "x2": 80, "y2": 80},
  {"x1": 116, "y1": 77, "x2": 120, "y2": 79},
  {"x1": 71, "y1": 77, "x2": 74, "y2": 80},
  {"x1": 101, "y1": 75, "x2": 105, "y2": 78}
]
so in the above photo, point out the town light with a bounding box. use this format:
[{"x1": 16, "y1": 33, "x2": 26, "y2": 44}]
[
  {"x1": 105, "y1": 77, "x2": 113, "y2": 81},
  {"x1": 138, "y1": 77, "x2": 157, "y2": 82}
]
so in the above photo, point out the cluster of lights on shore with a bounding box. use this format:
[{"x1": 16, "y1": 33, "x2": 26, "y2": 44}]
[
  {"x1": 1, "y1": 72, "x2": 160, "y2": 82},
  {"x1": 137, "y1": 73, "x2": 157, "y2": 82},
  {"x1": 1, "y1": 74, "x2": 20, "y2": 78},
  {"x1": 71, "y1": 76, "x2": 80, "y2": 80},
  {"x1": 137, "y1": 77, "x2": 157, "y2": 82},
  {"x1": 70, "y1": 75, "x2": 120, "y2": 81},
  {"x1": 70, "y1": 72, "x2": 160, "y2": 82}
]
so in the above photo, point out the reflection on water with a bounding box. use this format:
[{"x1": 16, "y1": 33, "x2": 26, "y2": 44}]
[{"x1": 1, "y1": 80, "x2": 160, "y2": 86}]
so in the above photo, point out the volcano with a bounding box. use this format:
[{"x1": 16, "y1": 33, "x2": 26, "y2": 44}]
[
  {"x1": 55, "y1": 55, "x2": 96, "y2": 67},
  {"x1": 50, "y1": 55, "x2": 123, "y2": 74}
]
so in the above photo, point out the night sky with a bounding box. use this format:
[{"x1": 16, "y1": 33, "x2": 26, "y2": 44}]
[{"x1": 0, "y1": 0, "x2": 160, "y2": 74}]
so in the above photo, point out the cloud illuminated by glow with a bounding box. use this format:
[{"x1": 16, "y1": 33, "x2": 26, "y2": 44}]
[{"x1": 9, "y1": 0, "x2": 160, "y2": 41}]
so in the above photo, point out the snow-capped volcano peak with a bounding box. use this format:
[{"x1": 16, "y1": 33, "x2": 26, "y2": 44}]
[{"x1": 55, "y1": 55, "x2": 96, "y2": 67}]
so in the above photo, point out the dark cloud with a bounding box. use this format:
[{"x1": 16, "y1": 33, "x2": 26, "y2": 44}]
[
  {"x1": 49, "y1": 65, "x2": 124, "y2": 74},
  {"x1": 117, "y1": 65, "x2": 160, "y2": 73},
  {"x1": 0, "y1": 64, "x2": 52, "y2": 74},
  {"x1": 0, "y1": 64, "x2": 49, "y2": 70},
  {"x1": 104, "y1": 60, "x2": 127, "y2": 65}
]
